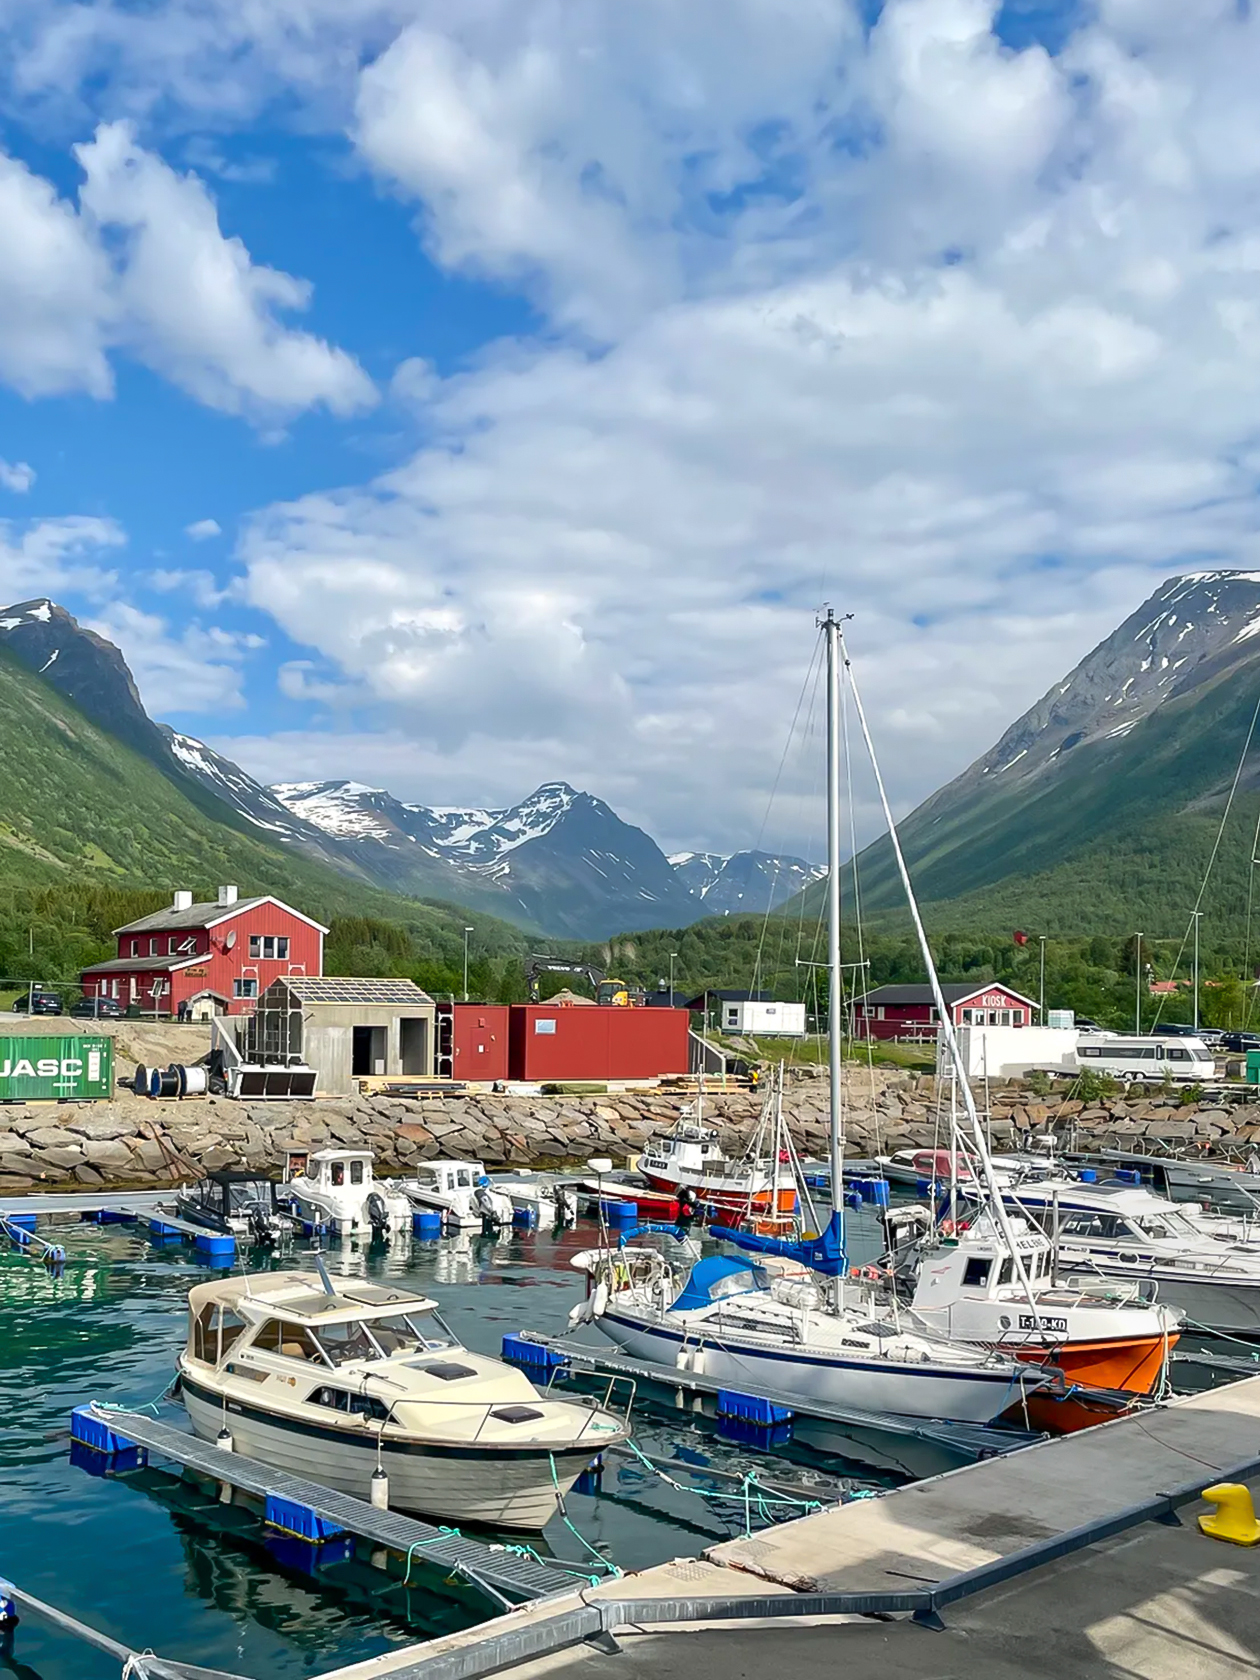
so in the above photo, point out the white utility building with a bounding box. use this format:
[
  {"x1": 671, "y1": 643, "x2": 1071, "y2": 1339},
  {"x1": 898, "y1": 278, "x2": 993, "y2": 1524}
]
[{"x1": 722, "y1": 999, "x2": 807, "y2": 1037}]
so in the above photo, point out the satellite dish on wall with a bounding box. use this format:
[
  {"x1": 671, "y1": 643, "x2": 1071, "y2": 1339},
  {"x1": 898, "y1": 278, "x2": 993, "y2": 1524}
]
[{"x1": 225, "y1": 931, "x2": 237, "y2": 950}]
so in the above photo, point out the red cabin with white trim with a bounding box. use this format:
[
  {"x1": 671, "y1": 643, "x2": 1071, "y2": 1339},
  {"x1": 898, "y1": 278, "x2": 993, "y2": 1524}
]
[
  {"x1": 80, "y1": 885, "x2": 327, "y2": 1016},
  {"x1": 853, "y1": 982, "x2": 1037, "y2": 1042}
]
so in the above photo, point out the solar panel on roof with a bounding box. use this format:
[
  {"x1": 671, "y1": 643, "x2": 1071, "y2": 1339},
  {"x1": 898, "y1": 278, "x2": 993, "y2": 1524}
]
[{"x1": 277, "y1": 976, "x2": 432, "y2": 1004}]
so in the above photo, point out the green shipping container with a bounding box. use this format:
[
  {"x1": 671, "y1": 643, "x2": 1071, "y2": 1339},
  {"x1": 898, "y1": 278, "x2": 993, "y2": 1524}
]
[
  {"x1": 1246, "y1": 1050, "x2": 1260, "y2": 1086},
  {"x1": 0, "y1": 1036, "x2": 113, "y2": 1102}
]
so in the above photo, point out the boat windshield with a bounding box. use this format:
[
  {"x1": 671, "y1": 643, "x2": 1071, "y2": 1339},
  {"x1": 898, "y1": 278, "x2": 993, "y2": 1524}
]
[
  {"x1": 223, "y1": 1181, "x2": 273, "y2": 1213},
  {"x1": 311, "y1": 1311, "x2": 449, "y2": 1365},
  {"x1": 1130, "y1": 1210, "x2": 1200, "y2": 1241}
]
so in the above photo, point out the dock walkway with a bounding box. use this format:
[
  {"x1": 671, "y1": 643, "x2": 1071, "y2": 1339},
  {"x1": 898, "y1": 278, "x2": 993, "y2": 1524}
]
[
  {"x1": 91, "y1": 1406, "x2": 577, "y2": 1605},
  {"x1": 309, "y1": 1376, "x2": 1260, "y2": 1680}
]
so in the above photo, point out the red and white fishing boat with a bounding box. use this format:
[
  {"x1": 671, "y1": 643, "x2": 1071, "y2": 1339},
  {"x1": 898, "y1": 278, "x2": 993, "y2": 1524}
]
[{"x1": 637, "y1": 1089, "x2": 798, "y2": 1228}]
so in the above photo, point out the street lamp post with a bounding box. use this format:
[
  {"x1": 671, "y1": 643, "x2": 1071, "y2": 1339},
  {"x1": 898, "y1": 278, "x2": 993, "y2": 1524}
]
[
  {"x1": 668, "y1": 950, "x2": 677, "y2": 1008},
  {"x1": 1038, "y1": 936, "x2": 1047, "y2": 1023},
  {"x1": 1135, "y1": 932, "x2": 1142, "y2": 1036},
  {"x1": 462, "y1": 926, "x2": 474, "y2": 1002}
]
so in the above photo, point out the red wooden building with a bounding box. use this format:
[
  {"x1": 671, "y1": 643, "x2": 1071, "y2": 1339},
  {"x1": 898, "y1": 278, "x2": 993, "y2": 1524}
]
[
  {"x1": 80, "y1": 886, "x2": 327, "y2": 1017},
  {"x1": 508, "y1": 1003, "x2": 689, "y2": 1082},
  {"x1": 853, "y1": 982, "x2": 1038, "y2": 1042},
  {"x1": 435, "y1": 1002, "x2": 511, "y2": 1081}
]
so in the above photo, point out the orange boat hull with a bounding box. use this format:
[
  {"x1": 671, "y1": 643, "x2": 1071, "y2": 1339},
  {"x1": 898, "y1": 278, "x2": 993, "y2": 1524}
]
[{"x1": 1017, "y1": 1332, "x2": 1177, "y2": 1398}]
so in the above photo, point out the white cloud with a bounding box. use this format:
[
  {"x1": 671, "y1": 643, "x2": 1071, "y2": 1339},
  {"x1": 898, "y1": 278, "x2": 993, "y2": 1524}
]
[
  {"x1": 146, "y1": 566, "x2": 234, "y2": 609},
  {"x1": 14, "y1": 3, "x2": 1260, "y2": 851},
  {"x1": 85, "y1": 600, "x2": 261, "y2": 715},
  {"x1": 76, "y1": 122, "x2": 377, "y2": 420},
  {"x1": 0, "y1": 120, "x2": 372, "y2": 421},
  {"x1": 0, "y1": 516, "x2": 124, "y2": 605},
  {"x1": 0, "y1": 460, "x2": 35, "y2": 494},
  {"x1": 0, "y1": 150, "x2": 112, "y2": 398},
  {"x1": 185, "y1": 518, "x2": 222, "y2": 540}
]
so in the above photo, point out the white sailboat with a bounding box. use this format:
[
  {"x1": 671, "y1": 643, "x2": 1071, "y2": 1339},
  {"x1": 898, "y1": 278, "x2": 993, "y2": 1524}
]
[{"x1": 579, "y1": 612, "x2": 1047, "y2": 1426}]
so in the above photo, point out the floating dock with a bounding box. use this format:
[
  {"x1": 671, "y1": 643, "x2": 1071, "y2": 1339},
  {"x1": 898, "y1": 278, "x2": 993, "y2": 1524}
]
[
  {"x1": 515, "y1": 1334, "x2": 1043, "y2": 1464},
  {"x1": 303, "y1": 1374, "x2": 1260, "y2": 1680},
  {"x1": 74, "y1": 1404, "x2": 579, "y2": 1606}
]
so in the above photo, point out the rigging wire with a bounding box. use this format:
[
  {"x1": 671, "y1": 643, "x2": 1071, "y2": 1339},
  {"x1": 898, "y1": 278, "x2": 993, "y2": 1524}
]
[{"x1": 1148, "y1": 682, "x2": 1260, "y2": 1034}]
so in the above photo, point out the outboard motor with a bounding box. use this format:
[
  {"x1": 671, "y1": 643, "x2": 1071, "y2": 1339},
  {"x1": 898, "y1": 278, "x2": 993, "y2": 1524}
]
[
  {"x1": 247, "y1": 1203, "x2": 276, "y2": 1248},
  {"x1": 365, "y1": 1190, "x2": 391, "y2": 1242},
  {"x1": 474, "y1": 1175, "x2": 503, "y2": 1232},
  {"x1": 554, "y1": 1186, "x2": 576, "y2": 1228}
]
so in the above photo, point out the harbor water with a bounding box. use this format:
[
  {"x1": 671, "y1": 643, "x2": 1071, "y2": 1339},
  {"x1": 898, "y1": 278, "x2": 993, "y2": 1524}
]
[{"x1": 0, "y1": 1207, "x2": 900, "y2": 1679}]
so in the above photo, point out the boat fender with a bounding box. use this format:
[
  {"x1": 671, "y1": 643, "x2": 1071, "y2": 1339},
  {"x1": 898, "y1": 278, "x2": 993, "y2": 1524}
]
[
  {"x1": 370, "y1": 1468, "x2": 390, "y2": 1511},
  {"x1": 215, "y1": 1427, "x2": 234, "y2": 1452},
  {"x1": 590, "y1": 1281, "x2": 609, "y2": 1319},
  {"x1": 567, "y1": 1299, "x2": 592, "y2": 1329}
]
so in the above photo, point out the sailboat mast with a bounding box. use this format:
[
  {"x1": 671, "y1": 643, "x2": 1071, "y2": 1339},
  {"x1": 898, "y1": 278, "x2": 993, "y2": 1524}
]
[{"x1": 824, "y1": 609, "x2": 844, "y2": 1222}]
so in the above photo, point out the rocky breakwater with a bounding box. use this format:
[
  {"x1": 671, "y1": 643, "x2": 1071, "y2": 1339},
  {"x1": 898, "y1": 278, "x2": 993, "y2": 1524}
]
[{"x1": 2, "y1": 1069, "x2": 1259, "y2": 1191}]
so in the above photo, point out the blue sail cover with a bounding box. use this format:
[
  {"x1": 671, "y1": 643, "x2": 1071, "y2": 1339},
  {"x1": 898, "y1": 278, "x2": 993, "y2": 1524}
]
[{"x1": 718, "y1": 1210, "x2": 848, "y2": 1276}]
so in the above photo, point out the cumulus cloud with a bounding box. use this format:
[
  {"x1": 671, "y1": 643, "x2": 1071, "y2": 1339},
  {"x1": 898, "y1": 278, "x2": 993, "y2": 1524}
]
[
  {"x1": 76, "y1": 122, "x2": 377, "y2": 419},
  {"x1": 185, "y1": 517, "x2": 222, "y2": 540},
  {"x1": 0, "y1": 516, "x2": 123, "y2": 605},
  {"x1": 0, "y1": 460, "x2": 35, "y2": 493},
  {"x1": 13, "y1": 2, "x2": 1260, "y2": 849},
  {"x1": 86, "y1": 600, "x2": 263, "y2": 714},
  {"x1": 0, "y1": 121, "x2": 372, "y2": 421}
]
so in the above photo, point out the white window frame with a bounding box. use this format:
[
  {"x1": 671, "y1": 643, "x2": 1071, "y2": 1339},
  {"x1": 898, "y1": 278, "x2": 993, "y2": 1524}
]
[{"x1": 234, "y1": 978, "x2": 259, "y2": 1000}]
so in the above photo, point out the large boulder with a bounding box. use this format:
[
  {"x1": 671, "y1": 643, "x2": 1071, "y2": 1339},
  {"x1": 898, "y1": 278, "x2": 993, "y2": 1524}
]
[
  {"x1": 64, "y1": 1112, "x2": 138, "y2": 1142},
  {"x1": 27, "y1": 1127, "x2": 79, "y2": 1151},
  {"x1": 83, "y1": 1139, "x2": 136, "y2": 1169}
]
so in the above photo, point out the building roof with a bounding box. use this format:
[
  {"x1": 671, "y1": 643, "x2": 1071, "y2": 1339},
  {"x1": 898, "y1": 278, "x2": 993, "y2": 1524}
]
[
  {"x1": 857, "y1": 982, "x2": 1038, "y2": 1009},
  {"x1": 682, "y1": 989, "x2": 773, "y2": 1008},
  {"x1": 115, "y1": 895, "x2": 330, "y2": 935},
  {"x1": 82, "y1": 954, "x2": 201, "y2": 975},
  {"x1": 265, "y1": 975, "x2": 433, "y2": 1006}
]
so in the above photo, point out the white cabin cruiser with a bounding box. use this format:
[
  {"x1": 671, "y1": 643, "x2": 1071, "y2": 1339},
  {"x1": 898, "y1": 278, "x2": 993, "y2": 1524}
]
[
  {"x1": 282, "y1": 1148, "x2": 410, "y2": 1239},
  {"x1": 904, "y1": 1210, "x2": 1180, "y2": 1404},
  {"x1": 975, "y1": 1177, "x2": 1260, "y2": 1335},
  {"x1": 399, "y1": 1160, "x2": 514, "y2": 1230},
  {"x1": 179, "y1": 1271, "x2": 629, "y2": 1530},
  {"x1": 573, "y1": 1246, "x2": 1044, "y2": 1425}
]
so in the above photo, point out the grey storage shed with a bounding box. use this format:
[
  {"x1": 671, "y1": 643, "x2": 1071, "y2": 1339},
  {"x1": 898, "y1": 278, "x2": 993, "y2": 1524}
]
[{"x1": 238, "y1": 975, "x2": 436, "y2": 1096}]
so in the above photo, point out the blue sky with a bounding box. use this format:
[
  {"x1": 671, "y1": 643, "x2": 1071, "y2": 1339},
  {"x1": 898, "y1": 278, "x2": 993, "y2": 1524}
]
[{"x1": 0, "y1": 0, "x2": 1257, "y2": 855}]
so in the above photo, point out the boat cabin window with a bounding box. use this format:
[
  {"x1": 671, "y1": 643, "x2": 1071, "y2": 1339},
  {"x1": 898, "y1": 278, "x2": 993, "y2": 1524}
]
[
  {"x1": 1061, "y1": 1213, "x2": 1129, "y2": 1240},
  {"x1": 251, "y1": 1319, "x2": 327, "y2": 1362},
  {"x1": 217, "y1": 1308, "x2": 248, "y2": 1360},
  {"x1": 312, "y1": 1321, "x2": 383, "y2": 1366},
  {"x1": 962, "y1": 1257, "x2": 992, "y2": 1288},
  {"x1": 330, "y1": 1161, "x2": 345, "y2": 1187},
  {"x1": 190, "y1": 1305, "x2": 216, "y2": 1362},
  {"x1": 417, "y1": 1361, "x2": 477, "y2": 1381},
  {"x1": 1131, "y1": 1215, "x2": 1177, "y2": 1240},
  {"x1": 456, "y1": 1168, "x2": 472, "y2": 1189},
  {"x1": 310, "y1": 1386, "x2": 391, "y2": 1421},
  {"x1": 368, "y1": 1313, "x2": 431, "y2": 1354},
  {"x1": 350, "y1": 1160, "x2": 364, "y2": 1186},
  {"x1": 997, "y1": 1258, "x2": 1015, "y2": 1286}
]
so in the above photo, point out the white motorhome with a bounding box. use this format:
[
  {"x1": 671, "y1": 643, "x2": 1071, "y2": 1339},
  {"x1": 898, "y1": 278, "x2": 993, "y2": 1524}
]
[{"x1": 1075, "y1": 1034, "x2": 1217, "y2": 1082}]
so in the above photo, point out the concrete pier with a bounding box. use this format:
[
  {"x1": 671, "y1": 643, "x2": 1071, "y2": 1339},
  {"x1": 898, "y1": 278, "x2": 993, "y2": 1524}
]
[{"x1": 312, "y1": 1377, "x2": 1260, "y2": 1680}]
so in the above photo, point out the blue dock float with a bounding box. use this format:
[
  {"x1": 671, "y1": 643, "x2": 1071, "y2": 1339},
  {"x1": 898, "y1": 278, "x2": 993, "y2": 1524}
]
[
  {"x1": 412, "y1": 1210, "x2": 442, "y2": 1239},
  {"x1": 502, "y1": 1333, "x2": 570, "y2": 1372},
  {"x1": 716, "y1": 1390, "x2": 794, "y2": 1426},
  {"x1": 265, "y1": 1492, "x2": 345, "y2": 1543},
  {"x1": 599, "y1": 1199, "x2": 638, "y2": 1225},
  {"x1": 193, "y1": 1231, "x2": 235, "y2": 1260}
]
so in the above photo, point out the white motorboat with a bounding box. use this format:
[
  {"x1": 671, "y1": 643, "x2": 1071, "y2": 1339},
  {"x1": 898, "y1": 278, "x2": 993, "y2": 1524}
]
[
  {"x1": 572, "y1": 1245, "x2": 1042, "y2": 1424},
  {"x1": 179, "y1": 1271, "x2": 629, "y2": 1530},
  {"x1": 398, "y1": 1160, "x2": 514, "y2": 1230},
  {"x1": 490, "y1": 1171, "x2": 563, "y2": 1226},
  {"x1": 973, "y1": 1176, "x2": 1260, "y2": 1335},
  {"x1": 282, "y1": 1148, "x2": 411, "y2": 1239},
  {"x1": 902, "y1": 1209, "x2": 1181, "y2": 1407}
]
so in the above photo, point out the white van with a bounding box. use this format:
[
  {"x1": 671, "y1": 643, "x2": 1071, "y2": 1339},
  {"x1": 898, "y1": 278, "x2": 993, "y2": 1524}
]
[{"x1": 1075, "y1": 1034, "x2": 1217, "y2": 1082}]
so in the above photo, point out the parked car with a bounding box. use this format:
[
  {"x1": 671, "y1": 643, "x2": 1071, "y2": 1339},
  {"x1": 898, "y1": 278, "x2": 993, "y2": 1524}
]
[
  {"x1": 1148, "y1": 1022, "x2": 1200, "y2": 1036},
  {"x1": 70, "y1": 995, "x2": 123, "y2": 1019},
  {"x1": 1220, "y1": 1032, "x2": 1260, "y2": 1054},
  {"x1": 11, "y1": 990, "x2": 63, "y2": 1015}
]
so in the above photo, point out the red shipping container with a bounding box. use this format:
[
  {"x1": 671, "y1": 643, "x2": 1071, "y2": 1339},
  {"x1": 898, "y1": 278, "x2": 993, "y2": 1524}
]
[
  {"x1": 435, "y1": 1002, "x2": 510, "y2": 1081},
  {"x1": 507, "y1": 1004, "x2": 689, "y2": 1082}
]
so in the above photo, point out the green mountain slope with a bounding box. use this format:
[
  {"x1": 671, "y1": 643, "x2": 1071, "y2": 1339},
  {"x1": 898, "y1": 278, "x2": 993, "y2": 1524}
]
[
  {"x1": 795, "y1": 571, "x2": 1260, "y2": 940},
  {"x1": 0, "y1": 646, "x2": 536, "y2": 984}
]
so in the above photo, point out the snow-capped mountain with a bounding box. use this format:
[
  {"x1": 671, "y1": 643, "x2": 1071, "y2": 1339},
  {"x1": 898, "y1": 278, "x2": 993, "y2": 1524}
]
[
  {"x1": 270, "y1": 779, "x2": 699, "y2": 937},
  {"x1": 815, "y1": 569, "x2": 1260, "y2": 928},
  {"x1": 670, "y1": 849, "x2": 826, "y2": 913}
]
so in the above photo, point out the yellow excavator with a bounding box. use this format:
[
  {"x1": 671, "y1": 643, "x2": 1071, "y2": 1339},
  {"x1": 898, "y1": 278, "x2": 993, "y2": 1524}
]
[{"x1": 525, "y1": 956, "x2": 645, "y2": 1006}]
